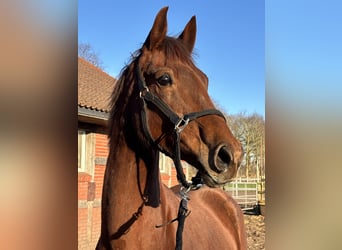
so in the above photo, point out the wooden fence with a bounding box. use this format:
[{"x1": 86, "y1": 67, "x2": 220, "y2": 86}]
[{"x1": 224, "y1": 177, "x2": 265, "y2": 211}]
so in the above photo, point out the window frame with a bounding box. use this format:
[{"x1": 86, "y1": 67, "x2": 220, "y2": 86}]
[{"x1": 78, "y1": 130, "x2": 95, "y2": 175}]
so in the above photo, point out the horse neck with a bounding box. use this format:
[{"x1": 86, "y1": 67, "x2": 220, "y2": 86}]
[{"x1": 104, "y1": 132, "x2": 160, "y2": 214}]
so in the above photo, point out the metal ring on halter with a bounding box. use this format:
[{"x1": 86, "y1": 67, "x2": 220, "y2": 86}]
[
  {"x1": 191, "y1": 183, "x2": 203, "y2": 190},
  {"x1": 139, "y1": 86, "x2": 150, "y2": 98},
  {"x1": 180, "y1": 185, "x2": 191, "y2": 198},
  {"x1": 175, "y1": 117, "x2": 190, "y2": 133}
]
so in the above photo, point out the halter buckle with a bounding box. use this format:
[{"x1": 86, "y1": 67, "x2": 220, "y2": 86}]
[
  {"x1": 139, "y1": 86, "x2": 150, "y2": 98},
  {"x1": 175, "y1": 117, "x2": 190, "y2": 133}
]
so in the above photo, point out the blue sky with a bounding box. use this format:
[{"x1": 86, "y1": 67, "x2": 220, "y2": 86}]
[
  {"x1": 266, "y1": 1, "x2": 342, "y2": 115},
  {"x1": 78, "y1": 0, "x2": 265, "y2": 117}
]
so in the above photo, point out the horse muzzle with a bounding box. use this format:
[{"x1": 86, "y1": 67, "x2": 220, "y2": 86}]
[{"x1": 202, "y1": 143, "x2": 243, "y2": 186}]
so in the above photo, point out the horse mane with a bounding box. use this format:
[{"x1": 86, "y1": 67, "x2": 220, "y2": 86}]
[
  {"x1": 107, "y1": 50, "x2": 138, "y2": 147},
  {"x1": 108, "y1": 36, "x2": 196, "y2": 147}
]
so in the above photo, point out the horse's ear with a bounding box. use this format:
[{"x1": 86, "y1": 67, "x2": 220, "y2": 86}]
[
  {"x1": 144, "y1": 6, "x2": 168, "y2": 50},
  {"x1": 178, "y1": 16, "x2": 197, "y2": 53}
]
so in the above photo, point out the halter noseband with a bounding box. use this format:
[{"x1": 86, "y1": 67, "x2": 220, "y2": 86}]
[{"x1": 135, "y1": 61, "x2": 225, "y2": 189}]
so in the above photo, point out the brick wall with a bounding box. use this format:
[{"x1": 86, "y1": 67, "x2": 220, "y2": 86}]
[
  {"x1": 92, "y1": 134, "x2": 107, "y2": 246},
  {"x1": 78, "y1": 133, "x2": 108, "y2": 250},
  {"x1": 169, "y1": 164, "x2": 189, "y2": 187}
]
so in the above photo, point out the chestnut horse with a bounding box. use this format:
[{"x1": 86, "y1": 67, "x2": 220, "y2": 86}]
[{"x1": 96, "y1": 7, "x2": 247, "y2": 250}]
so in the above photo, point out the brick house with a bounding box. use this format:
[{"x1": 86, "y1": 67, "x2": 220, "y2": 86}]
[{"x1": 78, "y1": 57, "x2": 190, "y2": 249}]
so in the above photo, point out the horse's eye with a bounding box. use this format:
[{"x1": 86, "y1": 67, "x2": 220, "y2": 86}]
[{"x1": 157, "y1": 74, "x2": 172, "y2": 86}]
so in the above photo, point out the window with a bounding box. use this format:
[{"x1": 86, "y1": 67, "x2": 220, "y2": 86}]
[
  {"x1": 159, "y1": 152, "x2": 170, "y2": 174},
  {"x1": 78, "y1": 130, "x2": 94, "y2": 174}
]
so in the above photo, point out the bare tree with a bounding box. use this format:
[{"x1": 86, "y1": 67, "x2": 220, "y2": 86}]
[
  {"x1": 78, "y1": 42, "x2": 105, "y2": 70},
  {"x1": 226, "y1": 112, "x2": 265, "y2": 179}
]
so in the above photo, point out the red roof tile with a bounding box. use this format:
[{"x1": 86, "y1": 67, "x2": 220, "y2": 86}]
[{"x1": 78, "y1": 57, "x2": 116, "y2": 112}]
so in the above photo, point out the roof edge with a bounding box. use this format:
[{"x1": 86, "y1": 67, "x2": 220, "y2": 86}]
[{"x1": 78, "y1": 106, "x2": 109, "y2": 126}]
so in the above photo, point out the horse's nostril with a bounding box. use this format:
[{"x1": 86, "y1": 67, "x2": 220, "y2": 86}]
[
  {"x1": 212, "y1": 145, "x2": 233, "y2": 173},
  {"x1": 217, "y1": 146, "x2": 232, "y2": 167}
]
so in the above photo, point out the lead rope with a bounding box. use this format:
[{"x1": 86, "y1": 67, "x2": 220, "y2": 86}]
[
  {"x1": 156, "y1": 187, "x2": 192, "y2": 250},
  {"x1": 175, "y1": 187, "x2": 190, "y2": 250}
]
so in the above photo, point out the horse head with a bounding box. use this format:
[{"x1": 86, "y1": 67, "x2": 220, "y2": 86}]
[{"x1": 120, "y1": 7, "x2": 243, "y2": 187}]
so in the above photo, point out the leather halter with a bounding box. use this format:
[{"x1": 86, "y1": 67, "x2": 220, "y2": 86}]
[{"x1": 135, "y1": 60, "x2": 226, "y2": 189}]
